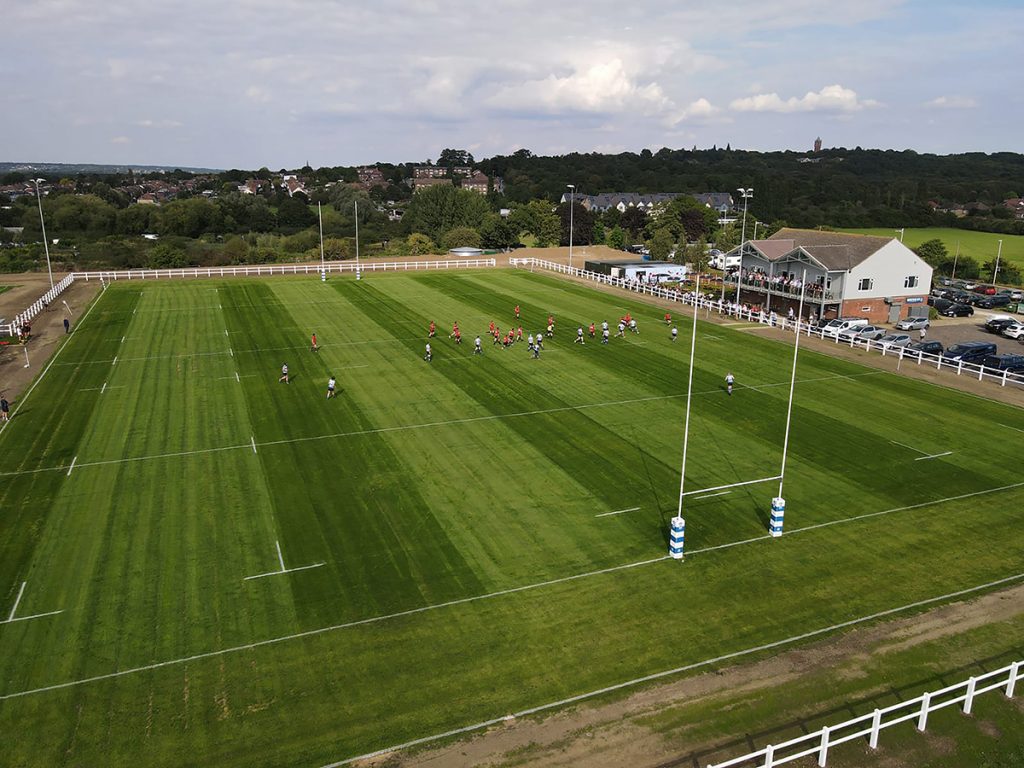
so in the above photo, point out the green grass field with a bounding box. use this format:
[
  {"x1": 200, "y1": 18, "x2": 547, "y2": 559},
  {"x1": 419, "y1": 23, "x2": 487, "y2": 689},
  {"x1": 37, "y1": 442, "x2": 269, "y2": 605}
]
[
  {"x1": 841, "y1": 227, "x2": 1024, "y2": 271},
  {"x1": 1, "y1": 269, "x2": 1023, "y2": 767}
]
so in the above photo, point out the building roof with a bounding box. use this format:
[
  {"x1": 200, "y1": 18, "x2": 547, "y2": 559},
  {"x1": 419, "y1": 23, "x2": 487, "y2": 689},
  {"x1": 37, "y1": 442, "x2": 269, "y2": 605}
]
[{"x1": 765, "y1": 228, "x2": 894, "y2": 271}]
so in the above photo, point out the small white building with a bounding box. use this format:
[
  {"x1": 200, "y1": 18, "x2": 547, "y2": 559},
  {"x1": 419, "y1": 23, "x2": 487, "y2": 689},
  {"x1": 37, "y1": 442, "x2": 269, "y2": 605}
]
[{"x1": 725, "y1": 228, "x2": 932, "y2": 323}]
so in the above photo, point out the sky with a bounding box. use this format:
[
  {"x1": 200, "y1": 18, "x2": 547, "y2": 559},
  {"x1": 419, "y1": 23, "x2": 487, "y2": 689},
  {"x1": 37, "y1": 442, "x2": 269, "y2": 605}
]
[{"x1": 3, "y1": 0, "x2": 1022, "y2": 170}]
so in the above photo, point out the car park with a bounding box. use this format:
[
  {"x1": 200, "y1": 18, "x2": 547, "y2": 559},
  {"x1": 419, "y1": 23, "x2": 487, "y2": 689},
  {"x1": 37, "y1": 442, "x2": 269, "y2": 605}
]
[
  {"x1": 895, "y1": 316, "x2": 929, "y2": 331},
  {"x1": 950, "y1": 290, "x2": 973, "y2": 304},
  {"x1": 877, "y1": 333, "x2": 912, "y2": 349},
  {"x1": 976, "y1": 285, "x2": 998, "y2": 296},
  {"x1": 940, "y1": 303, "x2": 974, "y2": 317},
  {"x1": 1002, "y1": 322, "x2": 1024, "y2": 340},
  {"x1": 929, "y1": 297, "x2": 953, "y2": 311},
  {"x1": 941, "y1": 341, "x2": 998, "y2": 364},
  {"x1": 1002, "y1": 289, "x2": 1024, "y2": 301},
  {"x1": 907, "y1": 340, "x2": 944, "y2": 356},
  {"x1": 982, "y1": 354, "x2": 1024, "y2": 373}
]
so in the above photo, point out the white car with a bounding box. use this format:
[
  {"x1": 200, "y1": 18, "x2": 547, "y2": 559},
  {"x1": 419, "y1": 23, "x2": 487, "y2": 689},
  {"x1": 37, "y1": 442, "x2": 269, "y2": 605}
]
[
  {"x1": 895, "y1": 316, "x2": 930, "y2": 331},
  {"x1": 1002, "y1": 323, "x2": 1024, "y2": 340}
]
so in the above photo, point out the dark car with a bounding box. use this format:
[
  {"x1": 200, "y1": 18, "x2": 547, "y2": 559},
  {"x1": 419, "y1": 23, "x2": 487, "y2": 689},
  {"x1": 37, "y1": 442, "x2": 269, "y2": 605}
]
[
  {"x1": 950, "y1": 291, "x2": 973, "y2": 304},
  {"x1": 929, "y1": 297, "x2": 954, "y2": 311},
  {"x1": 940, "y1": 303, "x2": 974, "y2": 317},
  {"x1": 982, "y1": 354, "x2": 1024, "y2": 373},
  {"x1": 907, "y1": 340, "x2": 944, "y2": 356},
  {"x1": 976, "y1": 294, "x2": 1012, "y2": 309},
  {"x1": 985, "y1": 317, "x2": 1018, "y2": 334},
  {"x1": 942, "y1": 341, "x2": 998, "y2": 365}
]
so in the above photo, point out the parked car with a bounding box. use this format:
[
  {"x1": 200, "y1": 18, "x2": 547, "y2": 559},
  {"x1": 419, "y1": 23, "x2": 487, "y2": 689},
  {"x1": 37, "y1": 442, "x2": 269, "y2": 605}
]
[
  {"x1": 982, "y1": 354, "x2": 1024, "y2": 373},
  {"x1": 907, "y1": 340, "x2": 944, "y2": 356},
  {"x1": 984, "y1": 316, "x2": 1017, "y2": 334},
  {"x1": 1002, "y1": 323, "x2": 1024, "y2": 340},
  {"x1": 976, "y1": 294, "x2": 1012, "y2": 309},
  {"x1": 876, "y1": 333, "x2": 912, "y2": 349},
  {"x1": 976, "y1": 285, "x2": 998, "y2": 296},
  {"x1": 929, "y1": 297, "x2": 953, "y2": 311},
  {"x1": 937, "y1": 277, "x2": 954, "y2": 286},
  {"x1": 1001, "y1": 289, "x2": 1024, "y2": 301},
  {"x1": 855, "y1": 325, "x2": 887, "y2": 340},
  {"x1": 822, "y1": 317, "x2": 869, "y2": 338},
  {"x1": 895, "y1": 316, "x2": 930, "y2": 331},
  {"x1": 950, "y1": 291, "x2": 973, "y2": 304},
  {"x1": 941, "y1": 341, "x2": 998, "y2": 364},
  {"x1": 962, "y1": 281, "x2": 979, "y2": 290},
  {"x1": 941, "y1": 303, "x2": 974, "y2": 317}
]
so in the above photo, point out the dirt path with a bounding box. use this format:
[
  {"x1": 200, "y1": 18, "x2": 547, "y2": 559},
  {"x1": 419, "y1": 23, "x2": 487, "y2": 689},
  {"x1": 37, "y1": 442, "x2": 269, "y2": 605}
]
[
  {"x1": 376, "y1": 583, "x2": 1024, "y2": 768},
  {"x1": 0, "y1": 274, "x2": 100, "y2": 402}
]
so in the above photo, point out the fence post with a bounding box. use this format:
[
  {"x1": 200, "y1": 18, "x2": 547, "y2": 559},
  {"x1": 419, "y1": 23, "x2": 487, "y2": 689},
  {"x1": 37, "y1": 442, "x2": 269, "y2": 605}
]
[
  {"x1": 957, "y1": 360, "x2": 963, "y2": 375},
  {"x1": 818, "y1": 725, "x2": 830, "y2": 767},
  {"x1": 764, "y1": 743, "x2": 775, "y2": 768},
  {"x1": 963, "y1": 676, "x2": 977, "y2": 714},
  {"x1": 1007, "y1": 661, "x2": 1020, "y2": 698},
  {"x1": 1002, "y1": 370, "x2": 1008, "y2": 387},
  {"x1": 868, "y1": 708, "x2": 882, "y2": 749},
  {"x1": 918, "y1": 692, "x2": 931, "y2": 731}
]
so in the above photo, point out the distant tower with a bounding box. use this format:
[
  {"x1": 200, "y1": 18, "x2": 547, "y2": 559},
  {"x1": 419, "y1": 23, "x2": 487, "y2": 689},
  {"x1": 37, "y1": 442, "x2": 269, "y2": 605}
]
[{"x1": 813, "y1": 137, "x2": 822, "y2": 153}]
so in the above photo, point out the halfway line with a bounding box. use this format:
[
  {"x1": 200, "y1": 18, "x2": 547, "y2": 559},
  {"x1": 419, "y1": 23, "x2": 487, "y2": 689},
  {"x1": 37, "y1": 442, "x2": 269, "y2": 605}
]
[{"x1": 595, "y1": 507, "x2": 640, "y2": 518}]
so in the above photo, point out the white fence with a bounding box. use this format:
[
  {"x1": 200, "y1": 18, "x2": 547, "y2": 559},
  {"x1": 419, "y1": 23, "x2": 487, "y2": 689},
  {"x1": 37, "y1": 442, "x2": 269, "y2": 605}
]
[
  {"x1": 72, "y1": 258, "x2": 497, "y2": 282},
  {"x1": 510, "y1": 257, "x2": 1024, "y2": 390},
  {"x1": 707, "y1": 660, "x2": 1021, "y2": 768},
  {"x1": 0, "y1": 259, "x2": 497, "y2": 336}
]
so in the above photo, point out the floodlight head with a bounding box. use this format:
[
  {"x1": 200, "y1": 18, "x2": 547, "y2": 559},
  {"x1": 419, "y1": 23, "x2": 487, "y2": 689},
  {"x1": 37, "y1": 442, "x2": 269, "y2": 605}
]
[{"x1": 566, "y1": 184, "x2": 575, "y2": 190}]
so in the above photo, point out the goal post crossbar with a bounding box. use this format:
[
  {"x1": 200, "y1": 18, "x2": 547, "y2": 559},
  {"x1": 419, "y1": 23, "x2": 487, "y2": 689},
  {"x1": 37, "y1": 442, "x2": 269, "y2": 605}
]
[{"x1": 681, "y1": 474, "x2": 783, "y2": 498}]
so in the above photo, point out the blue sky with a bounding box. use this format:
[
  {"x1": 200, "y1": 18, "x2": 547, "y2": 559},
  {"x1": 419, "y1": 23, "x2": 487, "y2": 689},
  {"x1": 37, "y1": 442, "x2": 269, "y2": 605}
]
[{"x1": 3, "y1": 0, "x2": 1021, "y2": 169}]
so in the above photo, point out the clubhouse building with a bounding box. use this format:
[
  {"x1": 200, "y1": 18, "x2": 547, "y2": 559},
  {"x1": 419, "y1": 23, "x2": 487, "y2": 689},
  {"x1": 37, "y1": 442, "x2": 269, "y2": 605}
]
[{"x1": 723, "y1": 229, "x2": 933, "y2": 323}]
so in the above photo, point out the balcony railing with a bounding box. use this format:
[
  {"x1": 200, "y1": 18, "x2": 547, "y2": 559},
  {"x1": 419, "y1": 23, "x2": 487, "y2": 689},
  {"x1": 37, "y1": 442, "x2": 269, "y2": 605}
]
[{"x1": 730, "y1": 276, "x2": 837, "y2": 302}]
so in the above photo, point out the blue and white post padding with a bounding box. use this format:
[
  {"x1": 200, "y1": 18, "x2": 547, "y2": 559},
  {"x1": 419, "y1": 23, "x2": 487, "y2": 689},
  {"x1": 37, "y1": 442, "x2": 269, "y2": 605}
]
[
  {"x1": 769, "y1": 497, "x2": 785, "y2": 537},
  {"x1": 669, "y1": 516, "x2": 685, "y2": 559}
]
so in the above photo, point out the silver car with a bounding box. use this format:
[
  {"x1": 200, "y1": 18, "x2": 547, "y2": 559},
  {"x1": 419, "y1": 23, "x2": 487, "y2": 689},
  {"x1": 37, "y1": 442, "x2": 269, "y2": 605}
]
[
  {"x1": 877, "y1": 333, "x2": 913, "y2": 349},
  {"x1": 895, "y1": 316, "x2": 930, "y2": 331},
  {"x1": 854, "y1": 325, "x2": 887, "y2": 340}
]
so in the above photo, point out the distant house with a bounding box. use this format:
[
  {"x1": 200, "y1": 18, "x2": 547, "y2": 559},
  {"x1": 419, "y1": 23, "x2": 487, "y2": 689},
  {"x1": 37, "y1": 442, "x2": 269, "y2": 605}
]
[
  {"x1": 560, "y1": 191, "x2": 734, "y2": 214},
  {"x1": 461, "y1": 172, "x2": 491, "y2": 194},
  {"x1": 283, "y1": 177, "x2": 307, "y2": 198},
  {"x1": 137, "y1": 193, "x2": 159, "y2": 205},
  {"x1": 724, "y1": 228, "x2": 933, "y2": 324},
  {"x1": 1002, "y1": 198, "x2": 1024, "y2": 219},
  {"x1": 238, "y1": 178, "x2": 271, "y2": 195},
  {"x1": 356, "y1": 167, "x2": 387, "y2": 189},
  {"x1": 412, "y1": 177, "x2": 453, "y2": 193},
  {"x1": 413, "y1": 166, "x2": 472, "y2": 179}
]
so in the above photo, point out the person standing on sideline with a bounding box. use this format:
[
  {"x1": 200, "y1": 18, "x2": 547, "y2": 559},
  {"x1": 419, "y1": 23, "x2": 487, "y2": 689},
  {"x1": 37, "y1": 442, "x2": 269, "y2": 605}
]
[
  {"x1": 326, "y1": 375, "x2": 336, "y2": 399},
  {"x1": 919, "y1": 327, "x2": 927, "y2": 342},
  {"x1": 311, "y1": 332, "x2": 319, "y2": 352},
  {"x1": 64, "y1": 317, "x2": 70, "y2": 334},
  {"x1": 474, "y1": 335, "x2": 483, "y2": 355},
  {"x1": 279, "y1": 363, "x2": 289, "y2": 384},
  {"x1": 671, "y1": 326, "x2": 678, "y2": 342},
  {"x1": 0, "y1": 396, "x2": 10, "y2": 421},
  {"x1": 424, "y1": 343, "x2": 432, "y2": 362},
  {"x1": 725, "y1": 372, "x2": 735, "y2": 396}
]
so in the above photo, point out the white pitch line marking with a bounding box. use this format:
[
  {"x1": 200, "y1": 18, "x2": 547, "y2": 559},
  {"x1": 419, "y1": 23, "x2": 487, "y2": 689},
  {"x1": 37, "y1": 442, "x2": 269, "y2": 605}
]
[
  {"x1": 243, "y1": 563, "x2": 326, "y2": 581},
  {"x1": 229, "y1": 348, "x2": 233, "y2": 357},
  {"x1": 112, "y1": 356, "x2": 117, "y2": 366},
  {"x1": 120, "y1": 336, "x2": 125, "y2": 344},
  {"x1": 7, "y1": 582, "x2": 25, "y2": 622},
  {"x1": 235, "y1": 371, "x2": 240, "y2": 383},
  {"x1": 66, "y1": 456, "x2": 77, "y2": 477},
  {"x1": 276, "y1": 540, "x2": 286, "y2": 571},
  {"x1": 915, "y1": 451, "x2": 953, "y2": 461},
  {"x1": 3, "y1": 484, "x2": 1024, "y2": 703},
  {"x1": 224, "y1": 329, "x2": 229, "y2": 337},
  {"x1": 250, "y1": 436, "x2": 257, "y2": 454},
  {"x1": 595, "y1": 506, "x2": 640, "y2": 518},
  {"x1": 100, "y1": 382, "x2": 107, "y2": 395},
  {"x1": 694, "y1": 491, "x2": 731, "y2": 500},
  {"x1": 999, "y1": 423, "x2": 1024, "y2": 435},
  {"x1": 132, "y1": 308, "x2": 136, "y2": 315}
]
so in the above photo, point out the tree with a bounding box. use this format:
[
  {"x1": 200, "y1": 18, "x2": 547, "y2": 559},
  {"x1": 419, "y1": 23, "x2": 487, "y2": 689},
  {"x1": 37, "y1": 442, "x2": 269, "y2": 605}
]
[
  {"x1": 648, "y1": 228, "x2": 675, "y2": 261},
  {"x1": 984, "y1": 258, "x2": 1021, "y2": 285},
  {"x1": 557, "y1": 201, "x2": 594, "y2": 246},
  {"x1": 145, "y1": 243, "x2": 187, "y2": 269},
  {"x1": 714, "y1": 224, "x2": 740, "y2": 251},
  {"x1": 158, "y1": 198, "x2": 223, "y2": 238},
  {"x1": 441, "y1": 226, "x2": 482, "y2": 251},
  {"x1": 276, "y1": 197, "x2": 316, "y2": 232},
  {"x1": 621, "y1": 207, "x2": 647, "y2": 238},
  {"x1": 607, "y1": 225, "x2": 626, "y2": 251},
  {"x1": 406, "y1": 233, "x2": 436, "y2": 255},
  {"x1": 403, "y1": 185, "x2": 490, "y2": 241},
  {"x1": 479, "y1": 214, "x2": 517, "y2": 250},
  {"x1": 913, "y1": 238, "x2": 948, "y2": 266},
  {"x1": 684, "y1": 237, "x2": 710, "y2": 272},
  {"x1": 438, "y1": 148, "x2": 475, "y2": 167}
]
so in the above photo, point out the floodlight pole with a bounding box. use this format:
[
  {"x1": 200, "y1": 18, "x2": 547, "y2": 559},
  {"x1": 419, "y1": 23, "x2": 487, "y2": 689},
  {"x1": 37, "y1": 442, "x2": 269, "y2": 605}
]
[
  {"x1": 567, "y1": 184, "x2": 575, "y2": 272},
  {"x1": 736, "y1": 188, "x2": 753, "y2": 306},
  {"x1": 951, "y1": 242, "x2": 960, "y2": 281},
  {"x1": 993, "y1": 239, "x2": 1003, "y2": 285},
  {"x1": 676, "y1": 272, "x2": 701, "y2": 520},
  {"x1": 777, "y1": 268, "x2": 807, "y2": 501},
  {"x1": 34, "y1": 179, "x2": 54, "y2": 290},
  {"x1": 354, "y1": 199, "x2": 361, "y2": 280},
  {"x1": 318, "y1": 202, "x2": 325, "y2": 279}
]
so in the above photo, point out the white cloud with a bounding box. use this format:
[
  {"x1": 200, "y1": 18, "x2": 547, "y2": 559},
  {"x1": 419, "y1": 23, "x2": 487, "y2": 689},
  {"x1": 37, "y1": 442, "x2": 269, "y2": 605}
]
[
  {"x1": 110, "y1": 135, "x2": 130, "y2": 144},
  {"x1": 925, "y1": 95, "x2": 977, "y2": 109},
  {"x1": 245, "y1": 85, "x2": 271, "y2": 104},
  {"x1": 730, "y1": 84, "x2": 879, "y2": 113},
  {"x1": 485, "y1": 59, "x2": 670, "y2": 115},
  {"x1": 136, "y1": 118, "x2": 183, "y2": 128}
]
